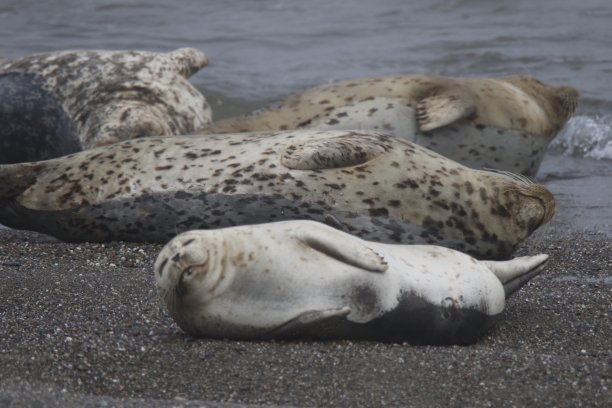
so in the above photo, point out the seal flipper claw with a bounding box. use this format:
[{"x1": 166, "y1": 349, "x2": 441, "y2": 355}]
[
  {"x1": 281, "y1": 133, "x2": 391, "y2": 170},
  {"x1": 417, "y1": 94, "x2": 476, "y2": 132},
  {"x1": 295, "y1": 221, "x2": 388, "y2": 272},
  {"x1": 267, "y1": 306, "x2": 351, "y2": 338}
]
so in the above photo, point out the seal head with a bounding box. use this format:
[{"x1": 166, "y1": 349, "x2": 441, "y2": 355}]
[{"x1": 0, "y1": 48, "x2": 211, "y2": 160}]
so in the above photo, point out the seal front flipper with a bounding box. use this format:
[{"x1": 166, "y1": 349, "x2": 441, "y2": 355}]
[
  {"x1": 294, "y1": 221, "x2": 388, "y2": 272},
  {"x1": 281, "y1": 132, "x2": 392, "y2": 170},
  {"x1": 266, "y1": 307, "x2": 351, "y2": 338},
  {"x1": 416, "y1": 94, "x2": 476, "y2": 132}
]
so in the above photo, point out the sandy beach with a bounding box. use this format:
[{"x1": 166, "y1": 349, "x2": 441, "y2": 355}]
[
  {"x1": 1, "y1": 1, "x2": 611, "y2": 406},
  {"x1": 1, "y1": 156, "x2": 610, "y2": 407}
]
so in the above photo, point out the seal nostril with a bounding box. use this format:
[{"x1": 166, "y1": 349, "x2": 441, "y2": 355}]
[{"x1": 183, "y1": 238, "x2": 195, "y2": 246}]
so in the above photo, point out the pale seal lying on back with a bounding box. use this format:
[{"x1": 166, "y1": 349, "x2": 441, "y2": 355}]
[
  {"x1": 0, "y1": 48, "x2": 211, "y2": 163},
  {"x1": 203, "y1": 75, "x2": 579, "y2": 176},
  {"x1": 155, "y1": 220, "x2": 550, "y2": 344},
  {"x1": 0, "y1": 130, "x2": 554, "y2": 259}
]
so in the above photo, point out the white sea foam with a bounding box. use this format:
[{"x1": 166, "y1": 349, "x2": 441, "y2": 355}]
[{"x1": 550, "y1": 115, "x2": 612, "y2": 160}]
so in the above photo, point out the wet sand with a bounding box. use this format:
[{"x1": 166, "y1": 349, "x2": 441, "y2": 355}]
[{"x1": 1, "y1": 158, "x2": 611, "y2": 407}]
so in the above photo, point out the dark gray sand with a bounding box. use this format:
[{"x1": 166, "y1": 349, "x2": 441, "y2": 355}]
[
  {"x1": 1, "y1": 153, "x2": 611, "y2": 407},
  {"x1": 0, "y1": 229, "x2": 610, "y2": 408}
]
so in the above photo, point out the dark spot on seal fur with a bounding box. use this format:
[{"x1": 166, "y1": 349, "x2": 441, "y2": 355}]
[
  {"x1": 368, "y1": 208, "x2": 389, "y2": 217},
  {"x1": 351, "y1": 285, "x2": 378, "y2": 315}
]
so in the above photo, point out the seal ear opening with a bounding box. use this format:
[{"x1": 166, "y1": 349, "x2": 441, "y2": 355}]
[{"x1": 281, "y1": 132, "x2": 392, "y2": 170}]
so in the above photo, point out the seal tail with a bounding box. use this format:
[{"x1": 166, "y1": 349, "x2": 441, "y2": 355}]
[
  {"x1": 0, "y1": 162, "x2": 43, "y2": 199},
  {"x1": 481, "y1": 254, "x2": 549, "y2": 298}
]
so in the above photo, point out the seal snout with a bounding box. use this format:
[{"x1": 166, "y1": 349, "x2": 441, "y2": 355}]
[
  {"x1": 515, "y1": 183, "x2": 556, "y2": 233},
  {"x1": 158, "y1": 233, "x2": 218, "y2": 299},
  {"x1": 559, "y1": 87, "x2": 580, "y2": 118},
  {"x1": 156, "y1": 235, "x2": 207, "y2": 280}
]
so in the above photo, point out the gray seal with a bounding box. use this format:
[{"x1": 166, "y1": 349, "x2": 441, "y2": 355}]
[
  {"x1": 0, "y1": 130, "x2": 555, "y2": 259},
  {"x1": 0, "y1": 48, "x2": 211, "y2": 162},
  {"x1": 155, "y1": 220, "x2": 550, "y2": 344}
]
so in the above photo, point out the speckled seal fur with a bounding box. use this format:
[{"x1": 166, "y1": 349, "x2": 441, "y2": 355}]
[
  {"x1": 0, "y1": 48, "x2": 211, "y2": 161},
  {"x1": 203, "y1": 75, "x2": 579, "y2": 176},
  {"x1": 155, "y1": 220, "x2": 550, "y2": 344},
  {"x1": 0, "y1": 130, "x2": 555, "y2": 259}
]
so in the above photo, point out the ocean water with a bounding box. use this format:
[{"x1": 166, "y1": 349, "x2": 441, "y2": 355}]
[{"x1": 1, "y1": 0, "x2": 611, "y2": 232}]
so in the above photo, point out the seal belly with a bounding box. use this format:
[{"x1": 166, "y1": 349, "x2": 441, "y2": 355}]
[
  {"x1": 354, "y1": 292, "x2": 500, "y2": 345},
  {"x1": 0, "y1": 74, "x2": 80, "y2": 163},
  {"x1": 417, "y1": 124, "x2": 550, "y2": 177},
  {"x1": 272, "y1": 291, "x2": 500, "y2": 345}
]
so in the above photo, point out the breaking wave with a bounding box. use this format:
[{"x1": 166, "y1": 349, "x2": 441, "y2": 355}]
[{"x1": 549, "y1": 115, "x2": 612, "y2": 160}]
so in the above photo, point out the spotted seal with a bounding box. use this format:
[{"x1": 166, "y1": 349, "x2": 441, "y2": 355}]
[
  {"x1": 203, "y1": 75, "x2": 579, "y2": 176},
  {"x1": 0, "y1": 130, "x2": 554, "y2": 259},
  {"x1": 154, "y1": 220, "x2": 550, "y2": 344},
  {"x1": 0, "y1": 48, "x2": 211, "y2": 163}
]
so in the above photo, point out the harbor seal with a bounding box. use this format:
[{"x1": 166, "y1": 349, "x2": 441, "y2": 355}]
[
  {"x1": 0, "y1": 48, "x2": 211, "y2": 162},
  {"x1": 0, "y1": 130, "x2": 554, "y2": 259},
  {"x1": 154, "y1": 220, "x2": 550, "y2": 344},
  {"x1": 202, "y1": 75, "x2": 579, "y2": 176}
]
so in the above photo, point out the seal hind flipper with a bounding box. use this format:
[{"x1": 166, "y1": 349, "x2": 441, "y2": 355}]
[
  {"x1": 295, "y1": 221, "x2": 388, "y2": 272},
  {"x1": 167, "y1": 48, "x2": 209, "y2": 78},
  {"x1": 416, "y1": 94, "x2": 476, "y2": 132},
  {"x1": 281, "y1": 132, "x2": 391, "y2": 170},
  {"x1": 482, "y1": 254, "x2": 549, "y2": 297},
  {"x1": 266, "y1": 306, "x2": 351, "y2": 338}
]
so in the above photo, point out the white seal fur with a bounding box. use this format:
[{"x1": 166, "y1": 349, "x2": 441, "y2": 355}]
[{"x1": 155, "y1": 220, "x2": 550, "y2": 344}]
